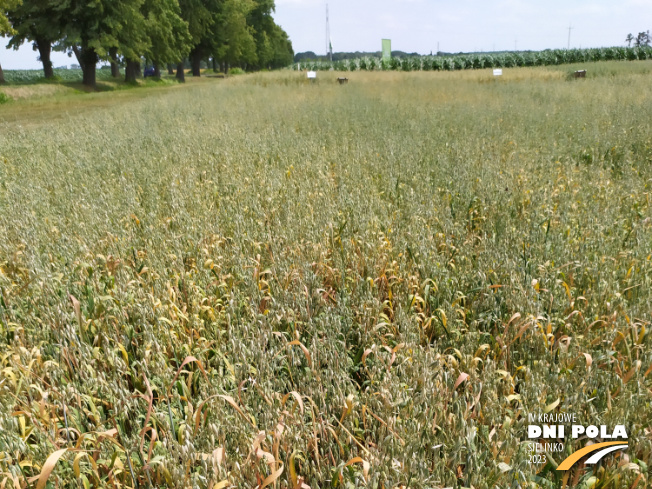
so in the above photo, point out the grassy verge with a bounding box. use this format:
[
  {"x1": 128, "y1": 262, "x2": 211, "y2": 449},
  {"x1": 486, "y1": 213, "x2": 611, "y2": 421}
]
[{"x1": 0, "y1": 74, "x2": 216, "y2": 125}]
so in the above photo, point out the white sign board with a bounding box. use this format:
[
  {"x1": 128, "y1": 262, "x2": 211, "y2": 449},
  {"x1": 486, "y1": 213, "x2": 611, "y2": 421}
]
[
  {"x1": 307, "y1": 71, "x2": 317, "y2": 79},
  {"x1": 493, "y1": 69, "x2": 503, "y2": 76}
]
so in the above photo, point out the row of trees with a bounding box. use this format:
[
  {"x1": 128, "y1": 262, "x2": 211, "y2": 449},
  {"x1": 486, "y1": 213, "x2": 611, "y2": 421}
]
[
  {"x1": 0, "y1": 0, "x2": 294, "y2": 86},
  {"x1": 625, "y1": 31, "x2": 651, "y2": 48}
]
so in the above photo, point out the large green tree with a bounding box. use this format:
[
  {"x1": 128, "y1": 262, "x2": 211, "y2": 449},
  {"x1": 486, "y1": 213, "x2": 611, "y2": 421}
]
[
  {"x1": 215, "y1": 0, "x2": 257, "y2": 70},
  {"x1": 246, "y1": 0, "x2": 273, "y2": 69},
  {"x1": 635, "y1": 30, "x2": 651, "y2": 47},
  {"x1": 123, "y1": 0, "x2": 191, "y2": 83},
  {"x1": 245, "y1": 0, "x2": 292, "y2": 70},
  {"x1": 267, "y1": 23, "x2": 293, "y2": 69},
  {"x1": 6, "y1": 0, "x2": 62, "y2": 78},
  {"x1": 0, "y1": 0, "x2": 21, "y2": 83},
  {"x1": 177, "y1": 0, "x2": 218, "y2": 79},
  {"x1": 142, "y1": 0, "x2": 191, "y2": 78},
  {"x1": 0, "y1": 0, "x2": 19, "y2": 32},
  {"x1": 1, "y1": 0, "x2": 292, "y2": 86},
  {"x1": 58, "y1": 0, "x2": 149, "y2": 87},
  {"x1": 626, "y1": 33, "x2": 634, "y2": 47}
]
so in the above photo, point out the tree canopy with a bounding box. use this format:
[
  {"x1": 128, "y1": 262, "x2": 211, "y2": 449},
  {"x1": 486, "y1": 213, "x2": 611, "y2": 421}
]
[
  {"x1": 216, "y1": 0, "x2": 257, "y2": 68},
  {"x1": 0, "y1": 0, "x2": 22, "y2": 83},
  {"x1": 625, "y1": 31, "x2": 651, "y2": 48},
  {"x1": 1, "y1": 0, "x2": 21, "y2": 33},
  {"x1": 2, "y1": 0, "x2": 294, "y2": 86}
]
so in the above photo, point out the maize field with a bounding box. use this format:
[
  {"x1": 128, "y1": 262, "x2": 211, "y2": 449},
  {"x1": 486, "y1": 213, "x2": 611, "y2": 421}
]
[
  {"x1": 1, "y1": 69, "x2": 118, "y2": 85},
  {"x1": 295, "y1": 47, "x2": 652, "y2": 72}
]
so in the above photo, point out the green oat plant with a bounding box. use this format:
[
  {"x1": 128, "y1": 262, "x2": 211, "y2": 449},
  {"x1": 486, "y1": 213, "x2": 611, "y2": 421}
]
[{"x1": 0, "y1": 62, "x2": 651, "y2": 488}]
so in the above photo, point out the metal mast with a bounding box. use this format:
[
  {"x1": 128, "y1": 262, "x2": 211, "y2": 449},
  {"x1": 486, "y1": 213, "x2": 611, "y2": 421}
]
[{"x1": 326, "y1": 2, "x2": 332, "y2": 61}]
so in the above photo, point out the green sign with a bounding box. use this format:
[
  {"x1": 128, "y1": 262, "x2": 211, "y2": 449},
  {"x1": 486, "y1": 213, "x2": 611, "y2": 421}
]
[{"x1": 382, "y1": 39, "x2": 391, "y2": 61}]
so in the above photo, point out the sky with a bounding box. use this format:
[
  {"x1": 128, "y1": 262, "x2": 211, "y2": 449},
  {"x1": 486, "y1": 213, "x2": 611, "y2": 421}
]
[{"x1": 1, "y1": 0, "x2": 651, "y2": 69}]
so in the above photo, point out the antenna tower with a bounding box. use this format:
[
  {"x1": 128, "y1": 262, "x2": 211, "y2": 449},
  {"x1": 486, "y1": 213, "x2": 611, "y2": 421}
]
[{"x1": 326, "y1": 2, "x2": 332, "y2": 61}]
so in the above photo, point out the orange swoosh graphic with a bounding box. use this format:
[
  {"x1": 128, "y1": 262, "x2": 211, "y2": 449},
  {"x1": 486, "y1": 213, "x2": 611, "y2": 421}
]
[{"x1": 557, "y1": 441, "x2": 628, "y2": 471}]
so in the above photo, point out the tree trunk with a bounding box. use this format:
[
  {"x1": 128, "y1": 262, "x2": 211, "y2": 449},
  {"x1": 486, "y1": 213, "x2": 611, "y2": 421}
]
[
  {"x1": 190, "y1": 49, "x2": 202, "y2": 77},
  {"x1": 167, "y1": 63, "x2": 174, "y2": 75},
  {"x1": 176, "y1": 62, "x2": 185, "y2": 82},
  {"x1": 72, "y1": 45, "x2": 83, "y2": 70},
  {"x1": 125, "y1": 60, "x2": 139, "y2": 83},
  {"x1": 212, "y1": 58, "x2": 217, "y2": 72},
  {"x1": 110, "y1": 48, "x2": 120, "y2": 77},
  {"x1": 83, "y1": 63, "x2": 96, "y2": 87},
  {"x1": 0, "y1": 63, "x2": 5, "y2": 84},
  {"x1": 154, "y1": 64, "x2": 161, "y2": 79},
  {"x1": 75, "y1": 46, "x2": 98, "y2": 88},
  {"x1": 36, "y1": 39, "x2": 54, "y2": 79}
]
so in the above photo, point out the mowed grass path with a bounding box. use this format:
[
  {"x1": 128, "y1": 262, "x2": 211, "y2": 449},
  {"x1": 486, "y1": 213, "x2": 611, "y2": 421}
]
[{"x1": 0, "y1": 63, "x2": 651, "y2": 488}]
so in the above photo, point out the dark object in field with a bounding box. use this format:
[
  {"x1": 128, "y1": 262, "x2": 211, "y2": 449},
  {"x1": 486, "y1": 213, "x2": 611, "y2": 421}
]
[
  {"x1": 144, "y1": 67, "x2": 156, "y2": 78},
  {"x1": 337, "y1": 77, "x2": 349, "y2": 84},
  {"x1": 573, "y1": 70, "x2": 587, "y2": 78}
]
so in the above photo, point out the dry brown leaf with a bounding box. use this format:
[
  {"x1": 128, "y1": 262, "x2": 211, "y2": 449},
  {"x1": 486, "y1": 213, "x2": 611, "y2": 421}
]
[
  {"x1": 507, "y1": 312, "x2": 521, "y2": 326},
  {"x1": 169, "y1": 355, "x2": 208, "y2": 391},
  {"x1": 287, "y1": 340, "x2": 312, "y2": 367},
  {"x1": 251, "y1": 430, "x2": 266, "y2": 452},
  {"x1": 36, "y1": 448, "x2": 67, "y2": 489},
  {"x1": 544, "y1": 398, "x2": 560, "y2": 413},
  {"x1": 219, "y1": 395, "x2": 254, "y2": 426},
  {"x1": 256, "y1": 448, "x2": 275, "y2": 465},
  {"x1": 362, "y1": 348, "x2": 374, "y2": 365},
  {"x1": 214, "y1": 447, "x2": 225, "y2": 467},
  {"x1": 622, "y1": 361, "x2": 641, "y2": 384},
  {"x1": 195, "y1": 395, "x2": 220, "y2": 434},
  {"x1": 260, "y1": 464, "x2": 284, "y2": 489},
  {"x1": 69, "y1": 294, "x2": 82, "y2": 328},
  {"x1": 281, "y1": 391, "x2": 304, "y2": 415},
  {"x1": 454, "y1": 372, "x2": 469, "y2": 389},
  {"x1": 644, "y1": 364, "x2": 652, "y2": 378},
  {"x1": 629, "y1": 472, "x2": 643, "y2": 489},
  {"x1": 138, "y1": 375, "x2": 154, "y2": 457},
  {"x1": 73, "y1": 451, "x2": 98, "y2": 478},
  {"x1": 344, "y1": 457, "x2": 370, "y2": 479}
]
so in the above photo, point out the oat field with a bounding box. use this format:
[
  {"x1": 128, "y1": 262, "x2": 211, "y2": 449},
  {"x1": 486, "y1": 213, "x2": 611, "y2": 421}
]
[{"x1": 1, "y1": 62, "x2": 651, "y2": 488}]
